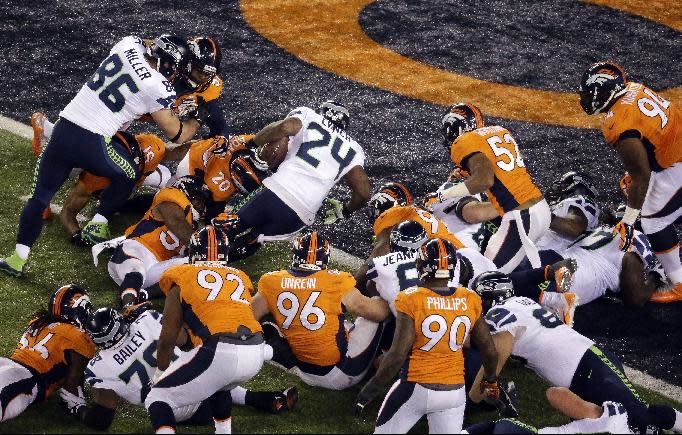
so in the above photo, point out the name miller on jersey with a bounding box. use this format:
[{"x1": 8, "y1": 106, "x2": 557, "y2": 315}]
[
  {"x1": 111, "y1": 330, "x2": 146, "y2": 366},
  {"x1": 124, "y1": 42, "x2": 152, "y2": 81},
  {"x1": 426, "y1": 296, "x2": 468, "y2": 311},
  {"x1": 281, "y1": 277, "x2": 317, "y2": 290}
]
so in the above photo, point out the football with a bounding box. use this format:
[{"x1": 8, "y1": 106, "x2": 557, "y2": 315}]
[{"x1": 257, "y1": 136, "x2": 289, "y2": 170}]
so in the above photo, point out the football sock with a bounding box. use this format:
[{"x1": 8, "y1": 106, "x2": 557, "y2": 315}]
[
  {"x1": 214, "y1": 417, "x2": 232, "y2": 434},
  {"x1": 229, "y1": 386, "x2": 247, "y2": 406},
  {"x1": 156, "y1": 427, "x2": 175, "y2": 434},
  {"x1": 539, "y1": 407, "x2": 610, "y2": 434},
  {"x1": 646, "y1": 405, "x2": 678, "y2": 431},
  {"x1": 245, "y1": 390, "x2": 280, "y2": 412},
  {"x1": 43, "y1": 118, "x2": 54, "y2": 138},
  {"x1": 674, "y1": 409, "x2": 682, "y2": 432},
  {"x1": 91, "y1": 213, "x2": 108, "y2": 224},
  {"x1": 15, "y1": 244, "x2": 30, "y2": 261}
]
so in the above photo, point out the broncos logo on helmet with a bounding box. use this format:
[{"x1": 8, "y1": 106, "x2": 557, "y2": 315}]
[
  {"x1": 579, "y1": 61, "x2": 628, "y2": 115},
  {"x1": 292, "y1": 231, "x2": 330, "y2": 271},
  {"x1": 368, "y1": 182, "x2": 413, "y2": 220},
  {"x1": 171, "y1": 175, "x2": 211, "y2": 222},
  {"x1": 416, "y1": 238, "x2": 458, "y2": 280},
  {"x1": 48, "y1": 284, "x2": 93, "y2": 329},
  {"x1": 317, "y1": 100, "x2": 350, "y2": 131},
  {"x1": 441, "y1": 102, "x2": 485, "y2": 149}
]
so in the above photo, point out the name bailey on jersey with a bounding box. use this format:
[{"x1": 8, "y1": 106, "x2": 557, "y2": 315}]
[{"x1": 112, "y1": 330, "x2": 146, "y2": 365}]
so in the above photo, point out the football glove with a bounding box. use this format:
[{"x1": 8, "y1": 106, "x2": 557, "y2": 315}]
[
  {"x1": 81, "y1": 221, "x2": 111, "y2": 246},
  {"x1": 613, "y1": 221, "x2": 636, "y2": 252},
  {"x1": 59, "y1": 387, "x2": 86, "y2": 417},
  {"x1": 480, "y1": 376, "x2": 500, "y2": 402},
  {"x1": 70, "y1": 230, "x2": 88, "y2": 247},
  {"x1": 324, "y1": 199, "x2": 350, "y2": 225},
  {"x1": 174, "y1": 95, "x2": 199, "y2": 118}
]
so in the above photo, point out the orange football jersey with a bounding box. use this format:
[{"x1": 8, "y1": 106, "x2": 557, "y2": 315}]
[
  {"x1": 160, "y1": 264, "x2": 262, "y2": 348},
  {"x1": 79, "y1": 133, "x2": 166, "y2": 195},
  {"x1": 125, "y1": 187, "x2": 193, "y2": 261},
  {"x1": 172, "y1": 76, "x2": 223, "y2": 115},
  {"x1": 603, "y1": 82, "x2": 682, "y2": 172},
  {"x1": 11, "y1": 321, "x2": 95, "y2": 399},
  {"x1": 394, "y1": 286, "x2": 482, "y2": 385},
  {"x1": 450, "y1": 126, "x2": 542, "y2": 215},
  {"x1": 373, "y1": 206, "x2": 465, "y2": 249},
  {"x1": 257, "y1": 269, "x2": 356, "y2": 367},
  {"x1": 186, "y1": 134, "x2": 253, "y2": 202}
]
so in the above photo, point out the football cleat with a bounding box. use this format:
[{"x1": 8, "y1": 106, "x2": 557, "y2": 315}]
[
  {"x1": 579, "y1": 61, "x2": 628, "y2": 115},
  {"x1": 542, "y1": 292, "x2": 579, "y2": 327},
  {"x1": 31, "y1": 112, "x2": 47, "y2": 156},
  {"x1": 80, "y1": 221, "x2": 111, "y2": 245},
  {"x1": 0, "y1": 253, "x2": 26, "y2": 277},
  {"x1": 271, "y1": 387, "x2": 299, "y2": 414},
  {"x1": 549, "y1": 259, "x2": 578, "y2": 294},
  {"x1": 649, "y1": 283, "x2": 682, "y2": 304}
]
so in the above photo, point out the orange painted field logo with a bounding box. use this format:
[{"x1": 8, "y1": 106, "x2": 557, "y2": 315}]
[{"x1": 241, "y1": 0, "x2": 681, "y2": 129}]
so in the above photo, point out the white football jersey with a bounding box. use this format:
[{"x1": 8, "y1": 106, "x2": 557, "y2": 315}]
[
  {"x1": 430, "y1": 193, "x2": 485, "y2": 250},
  {"x1": 560, "y1": 227, "x2": 656, "y2": 304},
  {"x1": 85, "y1": 310, "x2": 179, "y2": 406},
  {"x1": 536, "y1": 195, "x2": 601, "y2": 252},
  {"x1": 452, "y1": 247, "x2": 497, "y2": 288},
  {"x1": 367, "y1": 251, "x2": 420, "y2": 316},
  {"x1": 263, "y1": 107, "x2": 365, "y2": 225},
  {"x1": 60, "y1": 36, "x2": 176, "y2": 137},
  {"x1": 485, "y1": 297, "x2": 594, "y2": 388}
]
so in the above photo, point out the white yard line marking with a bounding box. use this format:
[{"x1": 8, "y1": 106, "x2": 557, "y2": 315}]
[{"x1": 2, "y1": 114, "x2": 682, "y2": 402}]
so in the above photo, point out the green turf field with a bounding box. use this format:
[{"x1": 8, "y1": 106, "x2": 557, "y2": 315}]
[{"x1": 0, "y1": 130, "x2": 680, "y2": 433}]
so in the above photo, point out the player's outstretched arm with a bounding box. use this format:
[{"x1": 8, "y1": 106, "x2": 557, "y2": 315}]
[
  {"x1": 550, "y1": 207, "x2": 589, "y2": 239},
  {"x1": 342, "y1": 289, "x2": 390, "y2": 322},
  {"x1": 151, "y1": 108, "x2": 201, "y2": 144},
  {"x1": 469, "y1": 330, "x2": 512, "y2": 403},
  {"x1": 619, "y1": 253, "x2": 656, "y2": 308},
  {"x1": 157, "y1": 286, "x2": 184, "y2": 372},
  {"x1": 247, "y1": 117, "x2": 303, "y2": 149},
  {"x1": 613, "y1": 137, "x2": 651, "y2": 211}
]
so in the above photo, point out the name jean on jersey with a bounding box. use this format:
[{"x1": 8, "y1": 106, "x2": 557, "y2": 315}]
[
  {"x1": 124, "y1": 48, "x2": 152, "y2": 81},
  {"x1": 281, "y1": 277, "x2": 317, "y2": 290},
  {"x1": 112, "y1": 330, "x2": 146, "y2": 365},
  {"x1": 427, "y1": 297, "x2": 468, "y2": 311},
  {"x1": 381, "y1": 251, "x2": 415, "y2": 266}
]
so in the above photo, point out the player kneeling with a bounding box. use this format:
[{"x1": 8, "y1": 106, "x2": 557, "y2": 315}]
[
  {"x1": 353, "y1": 239, "x2": 501, "y2": 434},
  {"x1": 252, "y1": 231, "x2": 391, "y2": 390},
  {"x1": 145, "y1": 226, "x2": 272, "y2": 434},
  {"x1": 0, "y1": 285, "x2": 94, "y2": 423}
]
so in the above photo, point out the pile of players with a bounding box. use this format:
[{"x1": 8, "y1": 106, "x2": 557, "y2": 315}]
[{"x1": 0, "y1": 30, "x2": 681, "y2": 435}]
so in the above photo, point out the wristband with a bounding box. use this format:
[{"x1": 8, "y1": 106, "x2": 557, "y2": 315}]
[
  {"x1": 622, "y1": 206, "x2": 640, "y2": 225},
  {"x1": 170, "y1": 122, "x2": 183, "y2": 142},
  {"x1": 442, "y1": 182, "x2": 471, "y2": 199}
]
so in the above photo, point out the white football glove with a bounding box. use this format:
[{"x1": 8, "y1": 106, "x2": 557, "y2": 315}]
[
  {"x1": 324, "y1": 199, "x2": 347, "y2": 225},
  {"x1": 152, "y1": 368, "x2": 165, "y2": 385},
  {"x1": 59, "y1": 387, "x2": 86, "y2": 417}
]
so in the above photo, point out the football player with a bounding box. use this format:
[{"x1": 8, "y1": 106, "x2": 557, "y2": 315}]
[
  {"x1": 105, "y1": 176, "x2": 210, "y2": 307},
  {"x1": 0, "y1": 35, "x2": 203, "y2": 277},
  {"x1": 579, "y1": 61, "x2": 682, "y2": 303},
  {"x1": 173, "y1": 134, "x2": 267, "y2": 220},
  {"x1": 60, "y1": 132, "x2": 189, "y2": 244},
  {"x1": 353, "y1": 238, "x2": 501, "y2": 434},
  {"x1": 78, "y1": 306, "x2": 296, "y2": 430},
  {"x1": 439, "y1": 103, "x2": 550, "y2": 273},
  {"x1": 469, "y1": 271, "x2": 682, "y2": 434},
  {"x1": 464, "y1": 392, "x2": 630, "y2": 434},
  {"x1": 234, "y1": 101, "x2": 370, "y2": 248},
  {"x1": 252, "y1": 231, "x2": 390, "y2": 390},
  {"x1": 146, "y1": 226, "x2": 272, "y2": 434},
  {"x1": 0, "y1": 285, "x2": 95, "y2": 422}
]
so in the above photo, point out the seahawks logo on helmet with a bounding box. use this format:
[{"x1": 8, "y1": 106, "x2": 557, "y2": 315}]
[
  {"x1": 317, "y1": 100, "x2": 350, "y2": 131},
  {"x1": 472, "y1": 271, "x2": 515, "y2": 312},
  {"x1": 390, "y1": 220, "x2": 428, "y2": 253},
  {"x1": 86, "y1": 308, "x2": 129, "y2": 350}
]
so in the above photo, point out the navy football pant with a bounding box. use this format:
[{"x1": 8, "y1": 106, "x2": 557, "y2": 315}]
[
  {"x1": 570, "y1": 345, "x2": 677, "y2": 433},
  {"x1": 236, "y1": 187, "x2": 306, "y2": 240},
  {"x1": 18, "y1": 118, "x2": 139, "y2": 248}
]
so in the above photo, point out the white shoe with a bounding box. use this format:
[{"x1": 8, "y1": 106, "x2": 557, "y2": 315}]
[{"x1": 602, "y1": 401, "x2": 632, "y2": 434}]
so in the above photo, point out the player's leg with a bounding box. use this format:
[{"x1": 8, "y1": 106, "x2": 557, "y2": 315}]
[
  {"x1": 464, "y1": 419, "x2": 536, "y2": 434},
  {"x1": 1, "y1": 120, "x2": 77, "y2": 276},
  {"x1": 143, "y1": 257, "x2": 189, "y2": 291},
  {"x1": 425, "y1": 387, "x2": 466, "y2": 434},
  {"x1": 0, "y1": 359, "x2": 39, "y2": 422},
  {"x1": 642, "y1": 164, "x2": 682, "y2": 302},
  {"x1": 337, "y1": 317, "x2": 384, "y2": 387},
  {"x1": 235, "y1": 187, "x2": 306, "y2": 242},
  {"x1": 107, "y1": 241, "x2": 153, "y2": 306},
  {"x1": 229, "y1": 385, "x2": 299, "y2": 414},
  {"x1": 208, "y1": 390, "x2": 232, "y2": 434},
  {"x1": 79, "y1": 137, "x2": 140, "y2": 244},
  {"x1": 374, "y1": 380, "x2": 426, "y2": 434},
  {"x1": 484, "y1": 214, "x2": 527, "y2": 273},
  {"x1": 545, "y1": 387, "x2": 631, "y2": 433}
]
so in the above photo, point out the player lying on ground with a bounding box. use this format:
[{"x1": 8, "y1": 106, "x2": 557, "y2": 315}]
[
  {"x1": 0, "y1": 285, "x2": 94, "y2": 423},
  {"x1": 469, "y1": 271, "x2": 682, "y2": 434},
  {"x1": 77, "y1": 305, "x2": 296, "y2": 430},
  {"x1": 353, "y1": 238, "x2": 500, "y2": 433},
  {"x1": 251, "y1": 231, "x2": 390, "y2": 390},
  {"x1": 104, "y1": 176, "x2": 210, "y2": 307},
  {"x1": 146, "y1": 225, "x2": 273, "y2": 434}
]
